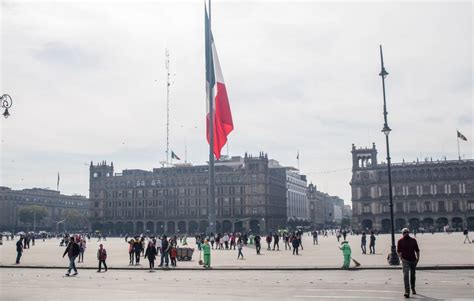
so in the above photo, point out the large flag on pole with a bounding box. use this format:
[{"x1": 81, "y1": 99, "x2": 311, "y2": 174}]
[{"x1": 205, "y1": 4, "x2": 233, "y2": 160}]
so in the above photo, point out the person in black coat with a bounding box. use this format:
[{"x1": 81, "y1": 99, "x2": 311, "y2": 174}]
[
  {"x1": 292, "y1": 235, "x2": 300, "y2": 255},
  {"x1": 15, "y1": 237, "x2": 23, "y2": 264},
  {"x1": 63, "y1": 237, "x2": 80, "y2": 276},
  {"x1": 144, "y1": 241, "x2": 158, "y2": 271}
]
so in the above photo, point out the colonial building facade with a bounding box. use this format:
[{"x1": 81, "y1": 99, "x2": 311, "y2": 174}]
[
  {"x1": 351, "y1": 143, "x2": 474, "y2": 232},
  {"x1": 0, "y1": 187, "x2": 90, "y2": 232},
  {"x1": 89, "y1": 153, "x2": 287, "y2": 235},
  {"x1": 307, "y1": 183, "x2": 346, "y2": 229}
]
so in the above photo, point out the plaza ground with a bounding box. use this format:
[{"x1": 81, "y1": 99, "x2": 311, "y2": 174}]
[
  {"x1": 1, "y1": 232, "x2": 473, "y2": 269},
  {"x1": 1, "y1": 268, "x2": 473, "y2": 300}
]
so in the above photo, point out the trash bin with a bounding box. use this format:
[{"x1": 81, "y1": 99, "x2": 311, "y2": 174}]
[{"x1": 176, "y1": 247, "x2": 194, "y2": 261}]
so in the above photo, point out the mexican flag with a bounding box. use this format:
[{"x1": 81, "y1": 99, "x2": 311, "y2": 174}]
[{"x1": 205, "y1": 4, "x2": 234, "y2": 160}]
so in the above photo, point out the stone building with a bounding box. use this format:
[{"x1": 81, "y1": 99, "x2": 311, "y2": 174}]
[
  {"x1": 89, "y1": 153, "x2": 287, "y2": 235},
  {"x1": 0, "y1": 186, "x2": 90, "y2": 232},
  {"x1": 268, "y1": 160, "x2": 308, "y2": 221},
  {"x1": 307, "y1": 183, "x2": 345, "y2": 229},
  {"x1": 351, "y1": 143, "x2": 474, "y2": 232}
]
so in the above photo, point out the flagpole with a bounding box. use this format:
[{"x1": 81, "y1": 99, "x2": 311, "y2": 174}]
[
  {"x1": 457, "y1": 130, "x2": 461, "y2": 160},
  {"x1": 207, "y1": 0, "x2": 216, "y2": 235}
]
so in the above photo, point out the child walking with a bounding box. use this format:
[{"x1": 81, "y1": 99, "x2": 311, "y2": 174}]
[
  {"x1": 97, "y1": 244, "x2": 108, "y2": 272},
  {"x1": 170, "y1": 245, "x2": 177, "y2": 267}
]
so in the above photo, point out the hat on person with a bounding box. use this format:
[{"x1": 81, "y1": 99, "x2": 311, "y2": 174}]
[{"x1": 401, "y1": 228, "x2": 410, "y2": 234}]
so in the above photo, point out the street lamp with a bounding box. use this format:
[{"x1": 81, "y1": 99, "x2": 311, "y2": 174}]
[
  {"x1": 1, "y1": 94, "x2": 13, "y2": 118},
  {"x1": 379, "y1": 45, "x2": 400, "y2": 266}
]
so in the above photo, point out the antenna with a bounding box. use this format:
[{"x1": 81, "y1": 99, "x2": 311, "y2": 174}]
[
  {"x1": 185, "y1": 136, "x2": 188, "y2": 163},
  {"x1": 165, "y1": 48, "x2": 171, "y2": 166}
]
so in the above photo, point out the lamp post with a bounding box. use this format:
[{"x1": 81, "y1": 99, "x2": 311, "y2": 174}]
[
  {"x1": 379, "y1": 45, "x2": 400, "y2": 266},
  {"x1": 1, "y1": 94, "x2": 13, "y2": 118}
]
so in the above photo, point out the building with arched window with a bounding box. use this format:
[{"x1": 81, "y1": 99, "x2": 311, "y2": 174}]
[
  {"x1": 350, "y1": 143, "x2": 474, "y2": 232},
  {"x1": 89, "y1": 154, "x2": 287, "y2": 235}
]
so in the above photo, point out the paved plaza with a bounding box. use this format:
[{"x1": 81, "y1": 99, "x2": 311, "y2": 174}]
[
  {"x1": 1, "y1": 268, "x2": 473, "y2": 300},
  {"x1": 1, "y1": 233, "x2": 473, "y2": 269}
]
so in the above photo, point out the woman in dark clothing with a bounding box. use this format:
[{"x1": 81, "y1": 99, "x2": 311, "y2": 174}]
[{"x1": 144, "y1": 241, "x2": 157, "y2": 271}]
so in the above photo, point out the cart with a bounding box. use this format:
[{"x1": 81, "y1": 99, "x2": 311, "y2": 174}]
[{"x1": 176, "y1": 247, "x2": 194, "y2": 261}]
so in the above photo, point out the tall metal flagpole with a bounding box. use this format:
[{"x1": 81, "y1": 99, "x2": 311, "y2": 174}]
[
  {"x1": 166, "y1": 49, "x2": 171, "y2": 166},
  {"x1": 457, "y1": 130, "x2": 461, "y2": 160},
  {"x1": 207, "y1": 0, "x2": 216, "y2": 235}
]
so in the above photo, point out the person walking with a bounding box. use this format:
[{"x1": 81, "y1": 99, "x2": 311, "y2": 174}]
[
  {"x1": 463, "y1": 228, "x2": 471, "y2": 244},
  {"x1": 202, "y1": 239, "x2": 211, "y2": 268},
  {"x1": 312, "y1": 230, "x2": 318, "y2": 245},
  {"x1": 361, "y1": 232, "x2": 367, "y2": 254},
  {"x1": 397, "y1": 228, "x2": 420, "y2": 298},
  {"x1": 15, "y1": 237, "x2": 23, "y2": 264},
  {"x1": 63, "y1": 237, "x2": 80, "y2": 276},
  {"x1": 254, "y1": 234, "x2": 261, "y2": 255},
  {"x1": 339, "y1": 241, "x2": 352, "y2": 269},
  {"x1": 266, "y1": 234, "x2": 272, "y2": 250},
  {"x1": 369, "y1": 231, "x2": 376, "y2": 254},
  {"x1": 237, "y1": 239, "x2": 244, "y2": 259},
  {"x1": 292, "y1": 235, "x2": 300, "y2": 255},
  {"x1": 128, "y1": 239, "x2": 135, "y2": 265},
  {"x1": 144, "y1": 241, "x2": 157, "y2": 271},
  {"x1": 159, "y1": 235, "x2": 170, "y2": 268},
  {"x1": 273, "y1": 233, "x2": 280, "y2": 251},
  {"x1": 170, "y1": 245, "x2": 177, "y2": 267},
  {"x1": 97, "y1": 244, "x2": 108, "y2": 272},
  {"x1": 78, "y1": 238, "x2": 86, "y2": 263},
  {"x1": 133, "y1": 237, "x2": 142, "y2": 265}
]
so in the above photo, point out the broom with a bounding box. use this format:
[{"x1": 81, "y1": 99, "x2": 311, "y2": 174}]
[{"x1": 351, "y1": 257, "x2": 361, "y2": 267}]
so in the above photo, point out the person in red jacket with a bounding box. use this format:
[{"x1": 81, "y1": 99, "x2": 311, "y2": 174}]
[
  {"x1": 97, "y1": 244, "x2": 108, "y2": 272},
  {"x1": 397, "y1": 228, "x2": 420, "y2": 298}
]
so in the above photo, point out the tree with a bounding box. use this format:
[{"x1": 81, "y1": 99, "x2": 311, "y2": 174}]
[
  {"x1": 62, "y1": 209, "x2": 89, "y2": 230},
  {"x1": 18, "y1": 205, "x2": 49, "y2": 226}
]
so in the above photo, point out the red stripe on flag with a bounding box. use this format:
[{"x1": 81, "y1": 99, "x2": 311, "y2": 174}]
[{"x1": 206, "y1": 82, "x2": 233, "y2": 159}]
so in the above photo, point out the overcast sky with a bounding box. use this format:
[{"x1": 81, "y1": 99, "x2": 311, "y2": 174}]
[{"x1": 0, "y1": 0, "x2": 472, "y2": 204}]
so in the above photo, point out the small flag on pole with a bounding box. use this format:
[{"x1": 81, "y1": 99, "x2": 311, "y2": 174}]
[
  {"x1": 171, "y1": 151, "x2": 181, "y2": 160},
  {"x1": 297, "y1": 150, "x2": 299, "y2": 160},
  {"x1": 457, "y1": 130, "x2": 468, "y2": 141},
  {"x1": 57, "y1": 172, "x2": 60, "y2": 191}
]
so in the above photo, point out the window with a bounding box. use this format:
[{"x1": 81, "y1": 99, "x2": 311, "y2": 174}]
[
  {"x1": 424, "y1": 202, "x2": 431, "y2": 212},
  {"x1": 438, "y1": 201, "x2": 446, "y2": 212},
  {"x1": 363, "y1": 204, "x2": 371, "y2": 213},
  {"x1": 396, "y1": 202, "x2": 403, "y2": 212},
  {"x1": 452, "y1": 201, "x2": 460, "y2": 211},
  {"x1": 93, "y1": 172, "x2": 98, "y2": 178},
  {"x1": 467, "y1": 201, "x2": 474, "y2": 211},
  {"x1": 444, "y1": 184, "x2": 451, "y2": 194},
  {"x1": 409, "y1": 202, "x2": 417, "y2": 212},
  {"x1": 382, "y1": 204, "x2": 390, "y2": 213}
]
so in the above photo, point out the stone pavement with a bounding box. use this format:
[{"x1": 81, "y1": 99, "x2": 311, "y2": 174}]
[
  {"x1": 1, "y1": 268, "x2": 473, "y2": 300},
  {"x1": 1, "y1": 233, "x2": 473, "y2": 269}
]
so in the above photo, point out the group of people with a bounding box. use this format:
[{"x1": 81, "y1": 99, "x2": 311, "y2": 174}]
[{"x1": 127, "y1": 235, "x2": 179, "y2": 270}]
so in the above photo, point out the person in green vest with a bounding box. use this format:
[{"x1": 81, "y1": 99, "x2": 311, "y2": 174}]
[
  {"x1": 202, "y1": 239, "x2": 211, "y2": 268},
  {"x1": 339, "y1": 241, "x2": 352, "y2": 269}
]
